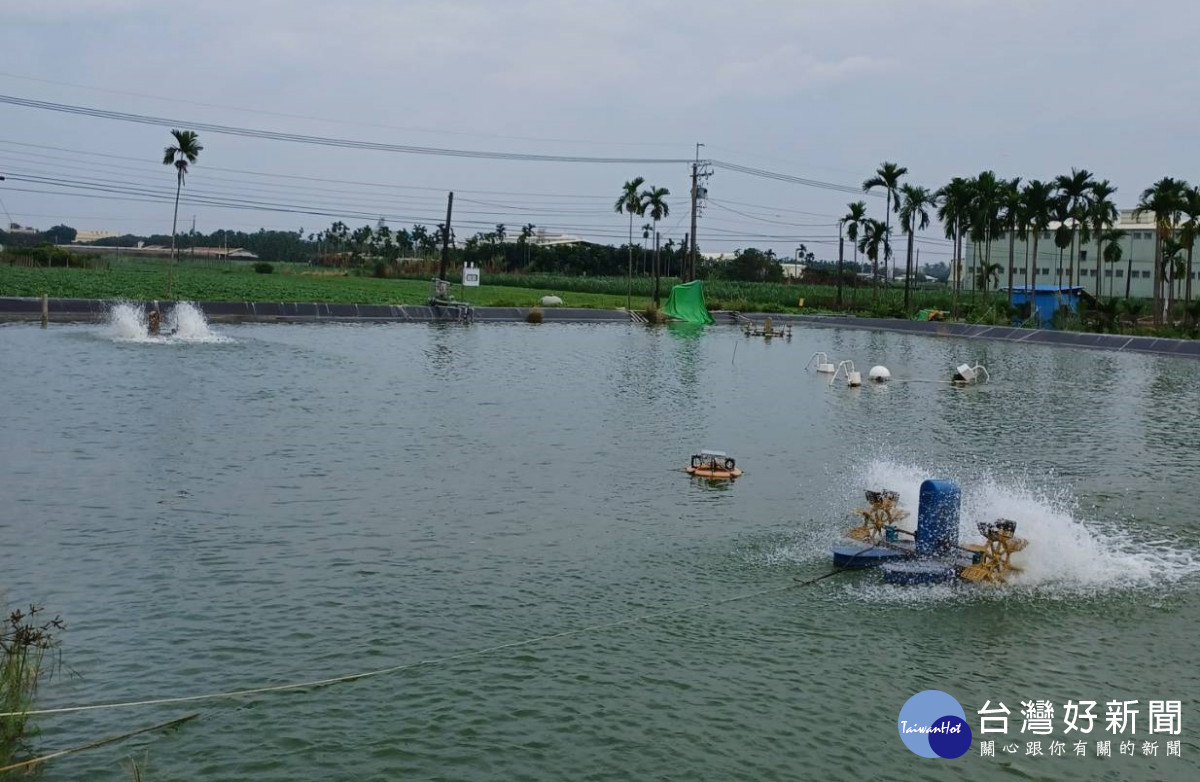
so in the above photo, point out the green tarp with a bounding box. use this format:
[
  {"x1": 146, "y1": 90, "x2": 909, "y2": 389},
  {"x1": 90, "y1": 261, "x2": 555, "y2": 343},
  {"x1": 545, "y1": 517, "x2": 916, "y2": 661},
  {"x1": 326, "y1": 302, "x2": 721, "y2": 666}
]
[{"x1": 662, "y1": 281, "x2": 714, "y2": 324}]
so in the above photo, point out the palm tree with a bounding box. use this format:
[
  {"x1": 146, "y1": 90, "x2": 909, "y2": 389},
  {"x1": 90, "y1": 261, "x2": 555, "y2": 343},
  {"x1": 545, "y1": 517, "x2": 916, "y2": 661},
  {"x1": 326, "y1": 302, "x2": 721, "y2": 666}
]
[
  {"x1": 1102, "y1": 229, "x2": 1126, "y2": 299},
  {"x1": 862, "y1": 162, "x2": 908, "y2": 292},
  {"x1": 1134, "y1": 177, "x2": 1187, "y2": 324},
  {"x1": 967, "y1": 172, "x2": 1002, "y2": 303},
  {"x1": 1089, "y1": 180, "x2": 1119, "y2": 299},
  {"x1": 898, "y1": 184, "x2": 934, "y2": 312},
  {"x1": 975, "y1": 262, "x2": 1003, "y2": 294},
  {"x1": 936, "y1": 177, "x2": 972, "y2": 317},
  {"x1": 162, "y1": 129, "x2": 203, "y2": 299},
  {"x1": 841, "y1": 200, "x2": 868, "y2": 308},
  {"x1": 1054, "y1": 168, "x2": 1094, "y2": 288},
  {"x1": 1053, "y1": 203, "x2": 1073, "y2": 289},
  {"x1": 640, "y1": 186, "x2": 670, "y2": 309},
  {"x1": 614, "y1": 177, "x2": 646, "y2": 310},
  {"x1": 998, "y1": 178, "x2": 1023, "y2": 306},
  {"x1": 1021, "y1": 180, "x2": 1055, "y2": 304},
  {"x1": 857, "y1": 219, "x2": 891, "y2": 292},
  {"x1": 1181, "y1": 186, "x2": 1200, "y2": 307},
  {"x1": 1120, "y1": 298, "x2": 1146, "y2": 329},
  {"x1": 519, "y1": 223, "x2": 536, "y2": 269},
  {"x1": 1162, "y1": 237, "x2": 1185, "y2": 316}
]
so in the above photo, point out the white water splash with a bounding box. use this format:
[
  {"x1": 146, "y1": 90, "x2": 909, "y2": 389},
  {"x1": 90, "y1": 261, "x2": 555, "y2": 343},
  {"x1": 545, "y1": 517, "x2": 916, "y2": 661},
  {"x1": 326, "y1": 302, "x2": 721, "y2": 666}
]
[
  {"x1": 165, "y1": 302, "x2": 229, "y2": 343},
  {"x1": 768, "y1": 458, "x2": 1200, "y2": 600},
  {"x1": 103, "y1": 301, "x2": 230, "y2": 344},
  {"x1": 104, "y1": 301, "x2": 150, "y2": 341}
]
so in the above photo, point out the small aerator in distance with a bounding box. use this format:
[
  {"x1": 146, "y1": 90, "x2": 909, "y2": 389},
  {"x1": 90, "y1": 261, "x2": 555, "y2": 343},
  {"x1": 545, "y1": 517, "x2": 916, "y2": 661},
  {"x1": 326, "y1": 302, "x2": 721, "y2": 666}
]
[{"x1": 686, "y1": 450, "x2": 743, "y2": 480}]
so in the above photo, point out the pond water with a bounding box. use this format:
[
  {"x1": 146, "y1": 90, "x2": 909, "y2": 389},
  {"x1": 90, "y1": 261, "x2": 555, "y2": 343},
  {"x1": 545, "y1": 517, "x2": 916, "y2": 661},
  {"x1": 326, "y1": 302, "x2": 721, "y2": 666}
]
[{"x1": 1, "y1": 312, "x2": 1198, "y2": 780}]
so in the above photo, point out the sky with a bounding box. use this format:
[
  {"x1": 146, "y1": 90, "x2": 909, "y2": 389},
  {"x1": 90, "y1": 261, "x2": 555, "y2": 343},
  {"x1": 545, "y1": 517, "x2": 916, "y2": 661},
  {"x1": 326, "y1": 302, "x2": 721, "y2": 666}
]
[{"x1": 3, "y1": 0, "x2": 1199, "y2": 266}]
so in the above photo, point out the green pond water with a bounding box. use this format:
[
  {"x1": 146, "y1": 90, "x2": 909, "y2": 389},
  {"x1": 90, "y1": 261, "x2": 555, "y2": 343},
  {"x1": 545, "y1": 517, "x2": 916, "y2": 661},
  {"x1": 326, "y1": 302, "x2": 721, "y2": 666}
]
[{"x1": 1, "y1": 308, "x2": 1198, "y2": 781}]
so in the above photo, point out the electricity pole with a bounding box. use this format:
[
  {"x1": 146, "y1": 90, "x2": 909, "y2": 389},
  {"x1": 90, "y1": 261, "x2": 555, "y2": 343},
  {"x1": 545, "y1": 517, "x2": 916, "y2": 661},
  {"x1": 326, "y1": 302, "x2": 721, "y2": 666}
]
[
  {"x1": 438, "y1": 191, "x2": 454, "y2": 282},
  {"x1": 837, "y1": 220, "x2": 845, "y2": 309},
  {"x1": 687, "y1": 143, "x2": 711, "y2": 283}
]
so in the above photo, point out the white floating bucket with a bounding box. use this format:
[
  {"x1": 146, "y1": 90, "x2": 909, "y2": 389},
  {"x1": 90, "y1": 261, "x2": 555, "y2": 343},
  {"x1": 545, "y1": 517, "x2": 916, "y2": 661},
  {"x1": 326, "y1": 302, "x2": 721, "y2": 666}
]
[
  {"x1": 847, "y1": 371, "x2": 863, "y2": 387},
  {"x1": 868, "y1": 366, "x2": 891, "y2": 382}
]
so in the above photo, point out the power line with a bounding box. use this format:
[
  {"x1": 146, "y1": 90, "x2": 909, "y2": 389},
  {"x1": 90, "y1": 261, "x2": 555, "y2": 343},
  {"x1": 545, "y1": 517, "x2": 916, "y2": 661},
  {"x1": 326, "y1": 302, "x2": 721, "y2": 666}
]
[
  {"x1": 710, "y1": 159, "x2": 882, "y2": 197},
  {"x1": 0, "y1": 94, "x2": 693, "y2": 165},
  {"x1": 0, "y1": 140, "x2": 622, "y2": 201},
  {"x1": 0, "y1": 71, "x2": 686, "y2": 149}
]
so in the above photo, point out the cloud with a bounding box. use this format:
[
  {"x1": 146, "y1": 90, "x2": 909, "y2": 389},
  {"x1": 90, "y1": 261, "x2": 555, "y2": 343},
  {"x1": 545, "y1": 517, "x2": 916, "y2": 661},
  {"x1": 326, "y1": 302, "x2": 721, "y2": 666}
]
[{"x1": 706, "y1": 48, "x2": 894, "y2": 101}]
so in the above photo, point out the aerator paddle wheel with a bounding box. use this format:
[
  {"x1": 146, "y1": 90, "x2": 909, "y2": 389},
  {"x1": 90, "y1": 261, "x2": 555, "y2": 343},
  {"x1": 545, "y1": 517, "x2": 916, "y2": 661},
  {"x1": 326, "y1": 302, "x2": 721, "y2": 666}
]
[
  {"x1": 846, "y1": 490, "x2": 910, "y2": 545},
  {"x1": 960, "y1": 519, "x2": 1027, "y2": 583}
]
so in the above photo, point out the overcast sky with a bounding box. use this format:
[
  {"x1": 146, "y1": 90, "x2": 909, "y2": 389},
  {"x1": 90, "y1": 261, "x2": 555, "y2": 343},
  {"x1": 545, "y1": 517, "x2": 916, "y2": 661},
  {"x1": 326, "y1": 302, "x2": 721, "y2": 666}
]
[{"x1": 4, "y1": 0, "x2": 1199, "y2": 264}]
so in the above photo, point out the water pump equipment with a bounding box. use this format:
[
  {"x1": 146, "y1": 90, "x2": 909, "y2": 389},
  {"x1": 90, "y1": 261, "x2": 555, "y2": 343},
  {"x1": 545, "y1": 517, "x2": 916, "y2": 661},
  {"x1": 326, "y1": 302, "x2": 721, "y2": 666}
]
[
  {"x1": 806, "y1": 352, "x2": 836, "y2": 373},
  {"x1": 830, "y1": 360, "x2": 862, "y2": 387},
  {"x1": 952, "y1": 362, "x2": 990, "y2": 384}
]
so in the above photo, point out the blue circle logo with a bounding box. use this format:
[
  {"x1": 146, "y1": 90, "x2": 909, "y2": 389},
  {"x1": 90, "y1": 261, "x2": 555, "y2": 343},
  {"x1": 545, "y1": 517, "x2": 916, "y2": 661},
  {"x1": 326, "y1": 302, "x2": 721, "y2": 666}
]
[{"x1": 898, "y1": 690, "x2": 972, "y2": 758}]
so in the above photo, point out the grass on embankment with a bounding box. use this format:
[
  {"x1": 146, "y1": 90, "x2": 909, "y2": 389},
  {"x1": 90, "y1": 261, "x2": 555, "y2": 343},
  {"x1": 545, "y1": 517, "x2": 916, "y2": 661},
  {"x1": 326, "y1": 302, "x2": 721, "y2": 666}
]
[{"x1": 0, "y1": 262, "x2": 652, "y2": 310}]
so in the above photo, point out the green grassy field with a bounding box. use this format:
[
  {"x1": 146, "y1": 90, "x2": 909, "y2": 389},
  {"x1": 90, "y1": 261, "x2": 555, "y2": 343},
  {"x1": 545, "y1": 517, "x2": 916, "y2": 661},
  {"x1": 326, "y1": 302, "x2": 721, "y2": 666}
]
[
  {"x1": 0, "y1": 261, "x2": 653, "y2": 310},
  {"x1": 0, "y1": 257, "x2": 1014, "y2": 322}
]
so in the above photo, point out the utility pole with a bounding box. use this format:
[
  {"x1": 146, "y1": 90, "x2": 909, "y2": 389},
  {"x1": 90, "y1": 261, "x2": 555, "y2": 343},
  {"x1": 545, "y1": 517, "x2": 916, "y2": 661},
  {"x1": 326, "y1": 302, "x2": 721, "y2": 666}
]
[
  {"x1": 688, "y1": 142, "x2": 711, "y2": 283},
  {"x1": 688, "y1": 160, "x2": 699, "y2": 283},
  {"x1": 837, "y1": 220, "x2": 845, "y2": 309},
  {"x1": 438, "y1": 191, "x2": 454, "y2": 283}
]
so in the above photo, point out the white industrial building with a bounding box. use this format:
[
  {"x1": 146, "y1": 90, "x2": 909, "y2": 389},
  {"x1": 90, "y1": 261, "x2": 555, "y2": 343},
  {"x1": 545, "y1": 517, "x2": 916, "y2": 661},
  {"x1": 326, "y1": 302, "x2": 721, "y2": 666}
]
[{"x1": 963, "y1": 210, "x2": 1197, "y2": 298}]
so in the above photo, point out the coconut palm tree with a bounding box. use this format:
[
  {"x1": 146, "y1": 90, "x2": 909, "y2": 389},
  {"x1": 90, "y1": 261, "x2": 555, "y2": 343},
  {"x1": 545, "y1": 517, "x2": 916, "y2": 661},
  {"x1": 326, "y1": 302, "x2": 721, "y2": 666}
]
[
  {"x1": 862, "y1": 162, "x2": 907, "y2": 289},
  {"x1": 1054, "y1": 168, "x2": 1094, "y2": 288},
  {"x1": 1021, "y1": 180, "x2": 1055, "y2": 304},
  {"x1": 1102, "y1": 229, "x2": 1126, "y2": 299},
  {"x1": 998, "y1": 178, "x2": 1023, "y2": 306},
  {"x1": 898, "y1": 184, "x2": 935, "y2": 312},
  {"x1": 936, "y1": 177, "x2": 972, "y2": 317},
  {"x1": 1134, "y1": 177, "x2": 1187, "y2": 323},
  {"x1": 162, "y1": 129, "x2": 203, "y2": 299},
  {"x1": 841, "y1": 201, "x2": 867, "y2": 306},
  {"x1": 614, "y1": 177, "x2": 646, "y2": 310},
  {"x1": 1089, "y1": 180, "x2": 1119, "y2": 299},
  {"x1": 1180, "y1": 186, "x2": 1200, "y2": 306},
  {"x1": 640, "y1": 185, "x2": 670, "y2": 309}
]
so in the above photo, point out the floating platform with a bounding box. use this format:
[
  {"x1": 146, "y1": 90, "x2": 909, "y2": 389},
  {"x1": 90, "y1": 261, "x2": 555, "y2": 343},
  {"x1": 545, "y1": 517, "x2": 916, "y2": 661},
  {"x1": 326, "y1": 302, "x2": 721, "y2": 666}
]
[
  {"x1": 880, "y1": 561, "x2": 959, "y2": 586},
  {"x1": 831, "y1": 538, "x2": 912, "y2": 568}
]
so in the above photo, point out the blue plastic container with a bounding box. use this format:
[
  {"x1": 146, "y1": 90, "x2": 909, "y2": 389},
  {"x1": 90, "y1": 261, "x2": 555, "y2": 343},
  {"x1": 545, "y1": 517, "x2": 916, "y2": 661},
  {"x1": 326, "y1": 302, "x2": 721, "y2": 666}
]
[{"x1": 915, "y1": 480, "x2": 961, "y2": 557}]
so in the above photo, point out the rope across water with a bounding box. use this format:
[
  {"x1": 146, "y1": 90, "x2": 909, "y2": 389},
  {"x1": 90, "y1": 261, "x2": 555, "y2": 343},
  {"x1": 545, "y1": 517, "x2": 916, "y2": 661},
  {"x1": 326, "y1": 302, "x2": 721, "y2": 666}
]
[{"x1": 2, "y1": 562, "x2": 865, "y2": 719}]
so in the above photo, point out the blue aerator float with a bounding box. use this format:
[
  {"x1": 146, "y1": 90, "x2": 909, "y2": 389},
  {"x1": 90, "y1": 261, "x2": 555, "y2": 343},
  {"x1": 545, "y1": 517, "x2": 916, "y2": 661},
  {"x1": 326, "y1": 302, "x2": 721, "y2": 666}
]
[{"x1": 831, "y1": 480, "x2": 1028, "y2": 585}]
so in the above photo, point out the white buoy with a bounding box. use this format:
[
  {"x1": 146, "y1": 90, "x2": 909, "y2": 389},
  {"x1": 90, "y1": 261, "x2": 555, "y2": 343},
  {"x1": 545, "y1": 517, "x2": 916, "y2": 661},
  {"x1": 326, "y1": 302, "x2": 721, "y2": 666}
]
[
  {"x1": 868, "y1": 365, "x2": 891, "y2": 382},
  {"x1": 807, "y1": 352, "x2": 836, "y2": 373}
]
